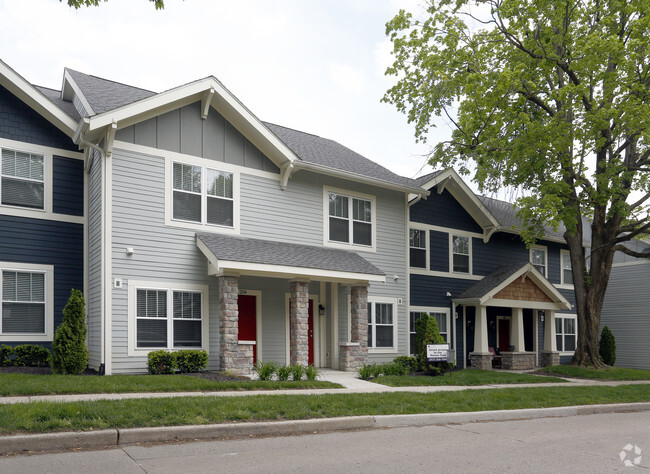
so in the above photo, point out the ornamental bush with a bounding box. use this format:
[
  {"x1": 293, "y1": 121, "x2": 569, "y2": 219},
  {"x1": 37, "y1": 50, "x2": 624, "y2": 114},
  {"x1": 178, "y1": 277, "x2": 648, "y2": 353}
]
[
  {"x1": 599, "y1": 326, "x2": 617, "y2": 366},
  {"x1": 52, "y1": 289, "x2": 89, "y2": 374},
  {"x1": 254, "y1": 360, "x2": 278, "y2": 380},
  {"x1": 393, "y1": 355, "x2": 419, "y2": 373},
  {"x1": 147, "y1": 350, "x2": 177, "y2": 375},
  {"x1": 419, "y1": 315, "x2": 450, "y2": 376},
  {"x1": 175, "y1": 349, "x2": 208, "y2": 373},
  {"x1": 13, "y1": 344, "x2": 51, "y2": 367},
  {"x1": 0, "y1": 345, "x2": 13, "y2": 366}
]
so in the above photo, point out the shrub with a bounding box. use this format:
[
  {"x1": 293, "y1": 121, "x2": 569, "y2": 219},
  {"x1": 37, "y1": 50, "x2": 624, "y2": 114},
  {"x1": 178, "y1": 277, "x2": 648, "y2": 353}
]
[
  {"x1": 276, "y1": 365, "x2": 292, "y2": 381},
  {"x1": 599, "y1": 325, "x2": 617, "y2": 366},
  {"x1": 147, "y1": 350, "x2": 177, "y2": 375},
  {"x1": 419, "y1": 315, "x2": 450, "y2": 376},
  {"x1": 393, "y1": 355, "x2": 419, "y2": 373},
  {"x1": 382, "y1": 361, "x2": 409, "y2": 376},
  {"x1": 358, "y1": 364, "x2": 375, "y2": 380},
  {"x1": 255, "y1": 360, "x2": 277, "y2": 381},
  {"x1": 13, "y1": 344, "x2": 51, "y2": 367},
  {"x1": 305, "y1": 364, "x2": 320, "y2": 381},
  {"x1": 0, "y1": 345, "x2": 13, "y2": 367},
  {"x1": 52, "y1": 289, "x2": 88, "y2": 374},
  {"x1": 175, "y1": 350, "x2": 208, "y2": 373},
  {"x1": 291, "y1": 363, "x2": 306, "y2": 381},
  {"x1": 414, "y1": 315, "x2": 429, "y2": 364}
]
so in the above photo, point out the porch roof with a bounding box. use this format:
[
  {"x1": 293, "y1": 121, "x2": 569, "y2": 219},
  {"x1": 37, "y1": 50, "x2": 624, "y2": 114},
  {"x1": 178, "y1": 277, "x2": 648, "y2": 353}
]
[
  {"x1": 453, "y1": 262, "x2": 571, "y2": 310},
  {"x1": 196, "y1": 233, "x2": 386, "y2": 284}
]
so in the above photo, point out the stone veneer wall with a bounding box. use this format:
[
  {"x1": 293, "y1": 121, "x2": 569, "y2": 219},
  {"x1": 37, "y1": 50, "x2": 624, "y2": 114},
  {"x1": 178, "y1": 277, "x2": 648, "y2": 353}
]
[
  {"x1": 339, "y1": 343, "x2": 366, "y2": 371},
  {"x1": 541, "y1": 351, "x2": 560, "y2": 367},
  {"x1": 469, "y1": 353, "x2": 492, "y2": 370},
  {"x1": 501, "y1": 351, "x2": 536, "y2": 370},
  {"x1": 339, "y1": 286, "x2": 369, "y2": 371},
  {"x1": 218, "y1": 276, "x2": 252, "y2": 376},
  {"x1": 289, "y1": 281, "x2": 309, "y2": 366}
]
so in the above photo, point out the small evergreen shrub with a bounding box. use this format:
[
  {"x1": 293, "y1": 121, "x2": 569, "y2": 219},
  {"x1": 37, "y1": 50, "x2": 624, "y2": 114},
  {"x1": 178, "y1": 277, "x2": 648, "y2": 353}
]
[
  {"x1": 393, "y1": 355, "x2": 419, "y2": 373},
  {"x1": 305, "y1": 364, "x2": 320, "y2": 381},
  {"x1": 147, "y1": 350, "x2": 177, "y2": 375},
  {"x1": 0, "y1": 345, "x2": 13, "y2": 367},
  {"x1": 52, "y1": 289, "x2": 89, "y2": 374},
  {"x1": 381, "y1": 361, "x2": 409, "y2": 376},
  {"x1": 175, "y1": 350, "x2": 208, "y2": 373},
  {"x1": 276, "y1": 365, "x2": 292, "y2": 381},
  {"x1": 13, "y1": 344, "x2": 51, "y2": 367},
  {"x1": 291, "y1": 363, "x2": 306, "y2": 381},
  {"x1": 255, "y1": 360, "x2": 277, "y2": 380},
  {"x1": 357, "y1": 364, "x2": 374, "y2": 380},
  {"x1": 599, "y1": 325, "x2": 617, "y2": 366},
  {"x1": 414, "y1": 315, "x2": 429, "y2": 364},
  {"x1": 419, "y1": 315, "x2": 451, "y2": 376}
]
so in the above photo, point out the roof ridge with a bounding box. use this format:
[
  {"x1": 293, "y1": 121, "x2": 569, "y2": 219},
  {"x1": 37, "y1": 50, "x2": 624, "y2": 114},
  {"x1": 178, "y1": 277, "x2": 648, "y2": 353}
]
[
  {"x1": 263, "y1": 122, "x2": 321, "y2": 138},
  {"x1": 66, "y1": 68, "x2": 156, "y2": 94}
]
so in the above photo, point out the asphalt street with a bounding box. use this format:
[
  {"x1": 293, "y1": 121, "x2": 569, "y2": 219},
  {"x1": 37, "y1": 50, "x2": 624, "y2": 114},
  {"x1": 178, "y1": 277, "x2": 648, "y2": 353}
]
[{"x1": 1, "y1": 410, "x2": 648, "y2": 473}]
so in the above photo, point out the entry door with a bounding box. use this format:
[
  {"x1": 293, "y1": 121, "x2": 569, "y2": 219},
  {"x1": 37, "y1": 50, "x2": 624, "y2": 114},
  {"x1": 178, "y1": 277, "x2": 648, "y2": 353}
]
[
  {"x1": 289, "y1": 299, "x2": 314, "y2": 366},
  {"x1": 498, "y1": 318, "x2": 510, "y2": 352},
  {"x1": 238, "y1": 294, "x2": 257, "y2": 363}
]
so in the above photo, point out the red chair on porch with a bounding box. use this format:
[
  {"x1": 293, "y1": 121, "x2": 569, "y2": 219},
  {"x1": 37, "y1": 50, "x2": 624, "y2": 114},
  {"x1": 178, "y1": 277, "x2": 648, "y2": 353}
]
[{"x1": 489, "y1": 347, "x2": 502, "y2": 369}]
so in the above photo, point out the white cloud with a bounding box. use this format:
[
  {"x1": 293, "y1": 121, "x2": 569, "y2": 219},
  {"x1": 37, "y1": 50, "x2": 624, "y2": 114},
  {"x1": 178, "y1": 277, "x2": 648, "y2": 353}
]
[{"x1": 327, "y1": 62, "x2": 366, "y2": 94}]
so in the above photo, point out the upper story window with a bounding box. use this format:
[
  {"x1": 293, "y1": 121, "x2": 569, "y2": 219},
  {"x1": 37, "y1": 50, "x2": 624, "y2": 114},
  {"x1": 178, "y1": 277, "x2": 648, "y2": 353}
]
[
  {"x1": 172, "y1": 161, "x2": 234, "y2": 228},
  {"x1": 561, "y1": 250, "x2": 573, "y2": 286},
  {"x1": 324, "y1": 187, "x2": 375, "y2": 250},
  {"x1": 451, "y1": 235, "x2": 470, "y2": 273},
  {"x1": 1, "y1": 266, "x2": 51, "y2": 339},
  {"x1": 1, "y1": 148, "x2": 44, "y2": 210},
  {"x1": 530, "y1": 246, "x2": 547, "y2": 277},
  {"x1": 409, "y1": 229, "x2": 427, "y2": 268}
]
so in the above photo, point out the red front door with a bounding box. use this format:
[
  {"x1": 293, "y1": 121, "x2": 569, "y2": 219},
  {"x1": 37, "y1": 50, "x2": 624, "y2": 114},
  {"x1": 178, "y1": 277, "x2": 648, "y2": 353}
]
[
  {"x1": 289, "y1": 299, "x2": 314, "y2": 365},
  {"x1": 238, "y1": 294, "x2": 257, "y2": 363},
  {"x1": 498, "y1": 318, "x2": 510, "y2": 352}
]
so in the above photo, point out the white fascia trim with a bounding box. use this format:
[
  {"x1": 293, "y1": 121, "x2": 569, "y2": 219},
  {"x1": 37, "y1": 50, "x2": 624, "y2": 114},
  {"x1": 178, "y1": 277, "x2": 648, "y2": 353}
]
[
  {"x1": 408, "y1": 222, "x2": 484, "y2": 240},
  {"x1": 62, "y1": 69, "x2": 95, "y2": 117},
  {"x1": 0, "y1": 61, "x2": 78, "y2": 136}
]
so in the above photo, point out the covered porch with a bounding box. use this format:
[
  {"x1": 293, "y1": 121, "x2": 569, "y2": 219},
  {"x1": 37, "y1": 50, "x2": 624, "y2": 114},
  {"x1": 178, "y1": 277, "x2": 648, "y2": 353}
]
[{"x1": 454, "y1": 262, "x2": 571, "y2": 370}]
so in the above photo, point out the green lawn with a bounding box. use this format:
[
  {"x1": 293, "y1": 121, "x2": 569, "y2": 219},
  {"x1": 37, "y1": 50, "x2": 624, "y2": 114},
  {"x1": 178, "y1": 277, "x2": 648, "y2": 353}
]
[
  {"x1": 0, "y1": 384, "x2": 648, "y2": 434},
  {"x1": 0, "y1": 374, "x2": 341, "y2": 396},
  {"x1": 536, "y1": 365, "x2": 650, "y2": 381},
  {"x1": 372, "y1": 369, "x2": 567, "y2": 386}
]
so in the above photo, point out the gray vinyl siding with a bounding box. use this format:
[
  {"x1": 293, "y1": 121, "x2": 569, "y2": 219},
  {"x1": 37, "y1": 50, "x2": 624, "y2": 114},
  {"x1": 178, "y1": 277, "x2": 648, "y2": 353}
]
[
  {"x1": 602, "y1": 262, "x2": 650, "y2": 369},
  {"x1": 87, "y1": 151, "x2": 103, "y2": 369}
]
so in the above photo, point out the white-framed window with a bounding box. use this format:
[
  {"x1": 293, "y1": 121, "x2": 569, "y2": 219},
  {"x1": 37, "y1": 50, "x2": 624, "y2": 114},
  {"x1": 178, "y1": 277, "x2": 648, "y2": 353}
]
[
  {"x1": 555, "y1": 314, "x2": 577, "y2": 353},
  {"x1": 1, "y1": 147, "x2": 45, "y2": 210},
  {"x1": 324, "y1": 187, "x2": 376, "y2": 251},
  {"x1": 367, "y1": 297, "x2": 397, "y2": 352},
  {"x1": 409, "y1": 228, "x2": 427, "y2": 269},
  {"x1": 409, "y1": 308, "x2": 449, "y2": 356},
  {"x1": 172, "y1": 161, "x2": 234, "y2": 228},
  {"x1": 0, "y1": 263, "x2": 54, "y2": 341},
  {"x1": 450, "y1": 234, "x2": 471, "y2": 274},
  {"x1": 128, "y1": 280, "x2": 209, "y2": 356},
  {"x1": 560, "y1": 250, "x2": 573, "y2": 286},
  {"x1": 530, "y1": 245, "x2": 547, "y2": 277}
]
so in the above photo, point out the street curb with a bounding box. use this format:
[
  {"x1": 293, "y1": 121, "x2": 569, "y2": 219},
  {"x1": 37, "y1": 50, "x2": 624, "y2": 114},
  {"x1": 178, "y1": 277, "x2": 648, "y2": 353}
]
[{"x1": 2, "y1": 402, "x2": 650, "y2": 455}]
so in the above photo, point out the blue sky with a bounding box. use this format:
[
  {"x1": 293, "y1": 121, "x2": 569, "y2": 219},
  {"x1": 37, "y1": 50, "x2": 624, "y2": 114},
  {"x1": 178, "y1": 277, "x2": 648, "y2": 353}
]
[{"x1": 0, "y1": 0, "x2": 451, "y2": 180}]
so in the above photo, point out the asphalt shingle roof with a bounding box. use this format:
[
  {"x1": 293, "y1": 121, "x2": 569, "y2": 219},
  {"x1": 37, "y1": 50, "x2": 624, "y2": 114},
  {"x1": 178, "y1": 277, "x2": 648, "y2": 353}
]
[
  {"x1": 197, "y1": 233, "x2": 385, "y2": 276},
  {"x1": 456, "y1": 262, "x2": 529, "y2": 299},
  {"x1": 34, "y1": 85, "x2": 81, "y2": 121},
  {"x1": 414, "y1": 170, "x2": 445, "y2": 187}
]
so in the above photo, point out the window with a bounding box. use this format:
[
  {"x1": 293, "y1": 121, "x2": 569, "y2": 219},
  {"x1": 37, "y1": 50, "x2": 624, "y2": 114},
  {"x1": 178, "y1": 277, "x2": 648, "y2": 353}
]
[
  {"x1": 325, "y1": 188, "x2": 375, "y2": 249},
  {"x1": 409, "y1": 310, "x2": 448, "y2": 355},
  {"x1": 561, "y1": 250, "x2": 573, "y2": 286},
  {"x1": 409, "y1": 229, "x2": 427, "y2": 268},
  {"x1": 1, "y1": 269, "x2": 45, "y2": 334},
  {"x1": 172, "y1": 161, "x2": 234, "y2": 228},
  {"x1": 1, "y1": 148, "x2": 44, "y2": 210},
  {"x1": 132, "y1": 284, "x2": 205, "y2": 352},
  {"x1": 530, "y1": 246, "x2": 547, "y2": 276},
  {"x1": 555, "y1": 315, "x2": 577, "y2": 352},
  {"x1": 451, "y1": 235, "x2": 470, "y2": 273},
  {"x1": 367, "y1": 300, "x2": 396, "y2": 350}
]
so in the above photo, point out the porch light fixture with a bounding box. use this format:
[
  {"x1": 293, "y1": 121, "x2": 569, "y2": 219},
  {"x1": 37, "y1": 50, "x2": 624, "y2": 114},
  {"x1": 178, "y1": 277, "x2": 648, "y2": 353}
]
[{"x1": 318, "y1": 304, "x2": 325, "y2": 316}]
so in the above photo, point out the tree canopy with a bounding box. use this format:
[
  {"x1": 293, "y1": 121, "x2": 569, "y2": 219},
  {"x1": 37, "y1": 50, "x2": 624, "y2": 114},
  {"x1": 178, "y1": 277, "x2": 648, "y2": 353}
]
[
  {"x1": 64, "y1": 0, "x2": 165, "y2": 9},
  {"x1": 384, "y1": 0, "x2": 650, "y2": 367}
]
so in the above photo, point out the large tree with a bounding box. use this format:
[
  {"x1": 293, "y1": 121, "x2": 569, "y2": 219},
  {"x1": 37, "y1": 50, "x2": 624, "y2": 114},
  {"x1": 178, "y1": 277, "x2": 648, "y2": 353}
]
[{"x1": 384, "y1": 0, "x2": 650, "y2": 367}]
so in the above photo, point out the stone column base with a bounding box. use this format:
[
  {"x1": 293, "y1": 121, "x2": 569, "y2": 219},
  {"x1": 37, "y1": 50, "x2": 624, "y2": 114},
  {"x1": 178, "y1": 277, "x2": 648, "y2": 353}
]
[
  {"x1": 501, "y1": 351, "x2": 536, "y2": 370},
  {"x1": 339, "y1": 343, "x2": 367, "y2": 371},
  {"x1": 469, "y1": 352, "x2": 493, "y2": 370},
  {"x1": 222, "y1": 343, "x2": 254, "y2": 376},
  {"x1": 541, "y1": 350, "x2": 560, "y2": 367}
]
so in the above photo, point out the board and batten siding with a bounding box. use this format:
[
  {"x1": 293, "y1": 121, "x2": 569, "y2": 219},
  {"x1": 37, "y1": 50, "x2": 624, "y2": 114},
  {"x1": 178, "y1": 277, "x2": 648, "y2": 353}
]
[
  {"x1": 602, "y1": 261, "x2": 650, "y2": 370},
  {"x1": 87, "y1": 150, "x2": 103, "y2": 369}
]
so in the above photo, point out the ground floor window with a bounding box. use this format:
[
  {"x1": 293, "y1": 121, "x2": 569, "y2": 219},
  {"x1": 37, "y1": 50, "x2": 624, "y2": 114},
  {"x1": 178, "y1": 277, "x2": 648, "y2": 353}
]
[
  {"x1": 409, "y1": 308, "x2": 449, "y2": 355},
  {"x1": 367, "y1": 298, "x2": 397, "y2": 351},
  {"x1": 555, "y1": 314, "x2": 577, "y2": 353}
]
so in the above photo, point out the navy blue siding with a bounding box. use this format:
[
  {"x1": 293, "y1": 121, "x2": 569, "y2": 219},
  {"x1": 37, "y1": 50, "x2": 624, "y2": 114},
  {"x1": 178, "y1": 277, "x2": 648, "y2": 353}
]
[
  {"x1": 53, "y1": 155, "x2": 84, "y2": 216},
  {"x1": 0, "y1": 85, "x2": 76, "y2": 152},
  {"x1": 429, "y1": 230, "x2": 449, "y2": 272},
  {"x1": 0, "y1": 215, "x2": 83, "y2": 346},
  {"x1": 411, "y1": 189, "x2": 483, "y2": 233},
  {"x1": 473, "y1": 233, "x2": 528, "y2": 275},
  {"x1": 410, "y1": 274, "x2": 475, "y2": 307}
]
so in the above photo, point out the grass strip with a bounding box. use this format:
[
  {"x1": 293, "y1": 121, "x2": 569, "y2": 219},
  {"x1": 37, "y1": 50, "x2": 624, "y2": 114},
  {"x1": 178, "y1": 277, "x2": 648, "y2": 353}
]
[
  {"x1": 0, "y1": 384, "x2": 648, "y2": 435},
  {"x1": 536, "y1": 365, "x2": 650, "y2": 380},
  {"x1": 0, "y1": 374, "x2": 341, "y2": 396},
  {"x1": 373, "y1": 369, "x2": 567, "y2": 386}
]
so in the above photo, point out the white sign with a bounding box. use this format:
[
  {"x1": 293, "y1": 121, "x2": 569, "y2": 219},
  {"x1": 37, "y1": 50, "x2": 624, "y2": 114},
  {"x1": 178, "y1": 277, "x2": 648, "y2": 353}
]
[{"x1": 426, "y1": 344, "x2": 449, "y2": 362}]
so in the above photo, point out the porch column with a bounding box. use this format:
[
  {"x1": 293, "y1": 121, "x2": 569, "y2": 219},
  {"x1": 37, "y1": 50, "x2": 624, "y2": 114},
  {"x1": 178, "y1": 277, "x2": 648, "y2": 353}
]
[
  {"x1": 542, "y1": 310, "x2": 560, "y2": 366},
  {"x1": 219, "y1": 275, "x2": 253, "y2": 375},
  {"x1": 339, "y1": 285, "x2": 368, "y2": 371},
  {"x1": 289, "y1": 281, "x2": 309, "y2": 366},
  {"x1": 470, "y1": 305, "x2": 492, "y2": 370},
  {"x1": 510, "y1": 307, "x2": 525, "y2": 352}
]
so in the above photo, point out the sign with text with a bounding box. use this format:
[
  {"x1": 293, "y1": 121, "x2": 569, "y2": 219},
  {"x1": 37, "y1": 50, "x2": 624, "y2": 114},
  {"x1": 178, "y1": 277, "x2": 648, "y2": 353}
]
[{"x1": 426, "y1": 344, "x2": 450, "y2": 362}]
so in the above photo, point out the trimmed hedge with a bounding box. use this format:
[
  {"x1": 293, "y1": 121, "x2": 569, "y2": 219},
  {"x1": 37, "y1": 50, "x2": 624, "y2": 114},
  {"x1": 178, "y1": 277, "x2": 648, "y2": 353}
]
[
  {"x1": 147, "y1": 349, "x2": 208, "y2": 375},
  {"x1": 13, "y1": 345, "x2": 51, "y2": 367}
]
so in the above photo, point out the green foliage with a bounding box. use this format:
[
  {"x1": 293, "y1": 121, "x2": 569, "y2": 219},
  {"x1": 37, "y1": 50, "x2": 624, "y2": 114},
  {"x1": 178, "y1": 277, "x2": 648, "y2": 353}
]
[
  {"x1": 413, "y1": 316, "x2": 428, "y2": 362},
  {"x1": 599, "y1": 326, "x2": 617, "y2": 366},
  {"x1": 381, "y1": 361, "x2": 410, "y2": 376},
  {"x1": 64, "y1": 0, "x2": 164, "y2": 9},
  {"x1": 175, "y1": 350, "x2": 208, "y2": 373},
  {"x1": 0, "y1": 345, "x2": 13, "y2": 367},
  {"x1": 393, "y1": 355, "x2": 420, "y2": 373},
  {"x1": 147, "y1": 350, "x2": 177, "y2": 375},
  {"x1": 52, "y1": 289, "x2": 88, "y2": 375},
  {"x1": 13, "y1": 345, "x2": 51, "y2": 367},
  {"x1": 357, "y1": 364, "x2": 375, "y2": 380},
  {"x1": 255, "y1": 360, "x2": 277, "y2": 381},
  {"x1": 305, "y1": 365, "x2": 320, "y2": 381},
  {"x1": 291, "y1": 363, "x2": 305, "y2": 381},
  {"x1": 419, "y1": 315, "x2": 450, "y2": 376},
  {"x1": 276, "y1": 365, "x2": 292, "y2": 381}
]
